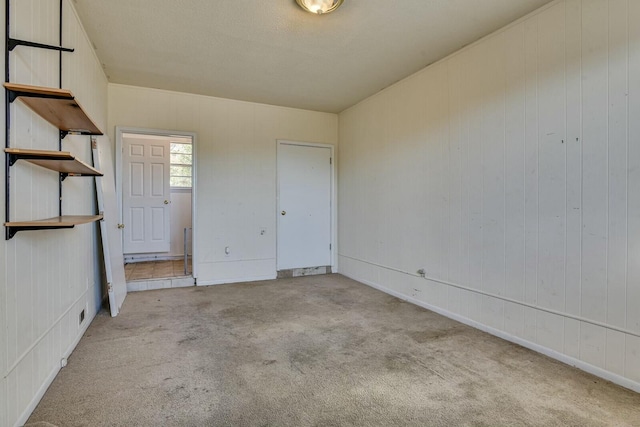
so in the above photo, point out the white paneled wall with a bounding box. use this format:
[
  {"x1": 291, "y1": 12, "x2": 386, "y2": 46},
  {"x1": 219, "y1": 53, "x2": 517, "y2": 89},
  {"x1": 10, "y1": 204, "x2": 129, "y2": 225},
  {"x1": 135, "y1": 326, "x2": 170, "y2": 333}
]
[
  {"x1": 108, "y1": 85, "x2": 338, "y2": 285},
  {"x1": 0, "y1": 1, "x2": 108, "y2": 426},
  {"x1": 169, "y1": 190, "x2": 192, "y2": 258},
  {"x1": 339, "y1": 0, "x2": 640, "y2": 391}
]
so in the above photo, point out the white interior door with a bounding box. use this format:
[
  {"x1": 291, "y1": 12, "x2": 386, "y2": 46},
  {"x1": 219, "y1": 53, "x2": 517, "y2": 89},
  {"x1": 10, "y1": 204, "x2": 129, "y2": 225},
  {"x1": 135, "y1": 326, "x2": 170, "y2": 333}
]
[
  {"x1": 277, "y1": 142, "x2": 332, "y2": 270},
  {"x1": 122, "y1": 136, "x2": 171, "y2": 254},
  {"x1": 93, "y1": 137, "x2": 127, "y2": 317}
]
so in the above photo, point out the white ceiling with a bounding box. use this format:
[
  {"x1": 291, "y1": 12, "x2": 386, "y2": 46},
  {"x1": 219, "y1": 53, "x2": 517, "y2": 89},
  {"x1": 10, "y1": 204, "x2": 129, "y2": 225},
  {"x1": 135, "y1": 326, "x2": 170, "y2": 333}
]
[{"x1": 74, "y1": 0, "x2": 553, "y2": 113}]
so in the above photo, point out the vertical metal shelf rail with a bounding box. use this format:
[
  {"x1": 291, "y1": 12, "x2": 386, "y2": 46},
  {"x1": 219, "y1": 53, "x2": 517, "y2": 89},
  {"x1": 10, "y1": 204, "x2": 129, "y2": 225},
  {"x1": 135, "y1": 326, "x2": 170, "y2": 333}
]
[{"x1": 4, "y1": 0, "x2": 103, "y2": 239}]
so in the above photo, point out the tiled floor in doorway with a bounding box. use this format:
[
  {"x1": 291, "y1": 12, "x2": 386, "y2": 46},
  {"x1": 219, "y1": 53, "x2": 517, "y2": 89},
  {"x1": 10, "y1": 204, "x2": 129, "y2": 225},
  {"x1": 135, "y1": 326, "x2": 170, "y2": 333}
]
[{"x1": 124, "y1": 260, "x2": 192, "y2": 281}]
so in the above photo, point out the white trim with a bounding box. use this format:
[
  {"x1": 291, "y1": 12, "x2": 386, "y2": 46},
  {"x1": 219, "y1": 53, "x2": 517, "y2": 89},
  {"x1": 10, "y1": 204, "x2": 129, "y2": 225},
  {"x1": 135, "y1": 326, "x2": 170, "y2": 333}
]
[
  {"x1": 3, "y1": 289, "x2": 88, "y2": 380},
  {"x1": 198, "y1": 274, "x2": 277, "y2": 287},
  {"x1": 170, "y1": 187, "x2": 193, "y2": 194},
  {"x1": 16, "y1": 364, "x2": 60, "y2": 427},
  {"x1": 124, "y1": 255, "x2": 185, "y2": 263},
  {"x1": 338, "y1": 254, "x2": 640, "y2": 338},
  {"x1": 15, "y1": 301, "x2": 96, "y2": 427},
  {"x1": 276, "y1": 140, "x2": 337, "y2": 272},
  {"x1": 115, "y1": 127, "x2": 198, "y2": 281},
  {"x1": 339, "y1": 267, "x2": 640, "y2": 394}
]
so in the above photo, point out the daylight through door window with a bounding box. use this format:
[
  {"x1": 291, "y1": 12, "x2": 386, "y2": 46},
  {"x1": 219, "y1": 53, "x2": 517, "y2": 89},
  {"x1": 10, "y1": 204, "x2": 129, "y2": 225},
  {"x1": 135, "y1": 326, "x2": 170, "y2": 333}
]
[{"x1": 170, "y1": 141, "x2": 192, "y2": 188}]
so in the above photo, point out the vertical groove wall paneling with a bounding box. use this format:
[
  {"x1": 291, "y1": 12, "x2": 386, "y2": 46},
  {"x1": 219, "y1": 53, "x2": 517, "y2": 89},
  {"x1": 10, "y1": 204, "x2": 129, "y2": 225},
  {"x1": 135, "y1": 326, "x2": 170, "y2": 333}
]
[
  {"x1": 626, "y1": 0, "x2": 640, "y2": 384},
  {"x1": 535, "y1": 2, "x2": 566, "y2": 354},
  {"x1": 579, "y1": 0, "x2": 609, "y2": 369},
  {"x1": 605, "y1": 0, "x2": 629, "y2": 377},
  {"x1": 338, "y1": 0, "x2": 640, "y2": 392},
  {"x1": 1, "y1": 1, "x2": 108, "y2": 426},
  {"x1": 563, "y1": 0, "x2": 583, "y2": 360}
]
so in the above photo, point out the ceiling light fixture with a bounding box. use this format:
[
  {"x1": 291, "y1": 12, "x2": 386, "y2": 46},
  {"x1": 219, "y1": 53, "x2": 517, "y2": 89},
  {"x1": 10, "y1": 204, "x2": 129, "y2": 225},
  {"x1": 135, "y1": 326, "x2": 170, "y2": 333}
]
[{"x1": 295, "y1": 0, "x2": 344, "y2": 15}]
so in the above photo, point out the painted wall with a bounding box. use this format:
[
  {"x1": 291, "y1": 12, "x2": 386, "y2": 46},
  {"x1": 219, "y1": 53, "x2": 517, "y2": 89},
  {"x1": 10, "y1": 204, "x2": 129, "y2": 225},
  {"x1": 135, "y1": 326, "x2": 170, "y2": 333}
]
[
  {"x1": 169, "y1": 190, "x2": 192, "y2": 259},
  {"x1": 0, "y1": 1, "x2": 108, "y2": 426},
  {"x1": 108, "y1": 84, "x2": 338, "y2": 285},
  {"x1": 338, "y1": 0, "x2": 640, "y2": 391}
]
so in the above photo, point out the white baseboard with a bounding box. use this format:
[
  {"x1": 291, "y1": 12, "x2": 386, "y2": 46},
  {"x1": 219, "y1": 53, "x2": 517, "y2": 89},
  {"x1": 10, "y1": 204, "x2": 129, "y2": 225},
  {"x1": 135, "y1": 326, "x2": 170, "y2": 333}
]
[
  {"x1": 343, "y1": 272, "x2": 640, "y2": 394},
  {"x1": 125, "y1": 255, "x2": 185, "y2": 263},
  {"x1": 127, "y1": 276, "x2": 195, "y2": 292},
  {"x1": 197, "y1": 274, "x2": 277, "y2": 287},
  {"x1": 15, "y1": 308, "x2": 96, "y2": 427}
]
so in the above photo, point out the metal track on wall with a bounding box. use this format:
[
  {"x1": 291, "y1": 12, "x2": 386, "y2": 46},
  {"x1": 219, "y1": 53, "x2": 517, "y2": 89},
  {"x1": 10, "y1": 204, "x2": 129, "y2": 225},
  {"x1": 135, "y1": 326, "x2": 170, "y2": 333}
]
[
  {"x1": 4, "y1": 0, "x2": 72, "y2": 238},
  {"x1": 4, "y1": 0, "x2": 103, "y2": 239}
]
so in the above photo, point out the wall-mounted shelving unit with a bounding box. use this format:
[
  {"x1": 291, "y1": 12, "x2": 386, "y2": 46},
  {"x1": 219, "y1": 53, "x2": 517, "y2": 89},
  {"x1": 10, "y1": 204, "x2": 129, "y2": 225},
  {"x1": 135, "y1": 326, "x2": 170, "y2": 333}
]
[{"x1": 4, "y1": 0, "x2": 104, "y2": 239}]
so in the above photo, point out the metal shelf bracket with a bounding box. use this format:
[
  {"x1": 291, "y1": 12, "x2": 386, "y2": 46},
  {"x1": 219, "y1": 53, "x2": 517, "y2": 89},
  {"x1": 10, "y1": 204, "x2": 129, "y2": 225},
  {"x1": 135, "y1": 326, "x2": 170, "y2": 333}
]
[{"x1": 8, "y1": 38, "x2": 74, "y2": 53}]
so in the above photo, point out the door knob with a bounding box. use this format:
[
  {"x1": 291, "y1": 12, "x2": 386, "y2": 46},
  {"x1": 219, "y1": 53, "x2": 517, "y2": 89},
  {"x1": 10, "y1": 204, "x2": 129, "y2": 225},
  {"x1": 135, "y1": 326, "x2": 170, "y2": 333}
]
[
  {"x1": 117, "y1": 224, "x2": 125, "y2": 229},
  {"x1": 281, "y1": 210, "x2": 286, "y2": 216},
  {"x1": 164, "y1": 200, "x2": 169, "y2": 204}
]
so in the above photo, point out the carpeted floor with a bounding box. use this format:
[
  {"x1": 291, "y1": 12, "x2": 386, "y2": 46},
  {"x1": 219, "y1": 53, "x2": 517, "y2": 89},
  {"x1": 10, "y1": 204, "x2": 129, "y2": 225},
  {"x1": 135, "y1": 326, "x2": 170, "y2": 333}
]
[{"x1": 27, "y1": 274, "x2": 640, "y2": 426}]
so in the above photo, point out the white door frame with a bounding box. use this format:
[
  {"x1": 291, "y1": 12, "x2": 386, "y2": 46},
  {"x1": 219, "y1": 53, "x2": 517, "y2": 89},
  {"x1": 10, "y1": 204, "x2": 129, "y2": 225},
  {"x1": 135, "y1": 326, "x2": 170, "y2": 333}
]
[
  {"x1": 276, "y1": 140, "x2": 337, "y2": 272},
  {"x1": 116, "y1": 127, "x2": 198, "y2": 280}
]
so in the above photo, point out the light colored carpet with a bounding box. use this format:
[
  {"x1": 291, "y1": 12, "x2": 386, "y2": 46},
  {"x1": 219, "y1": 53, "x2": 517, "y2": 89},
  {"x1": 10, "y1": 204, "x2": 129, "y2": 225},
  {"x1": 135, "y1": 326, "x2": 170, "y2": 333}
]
[{"x1": 27, "y1": 274, "x2": 640, "y2": 426}]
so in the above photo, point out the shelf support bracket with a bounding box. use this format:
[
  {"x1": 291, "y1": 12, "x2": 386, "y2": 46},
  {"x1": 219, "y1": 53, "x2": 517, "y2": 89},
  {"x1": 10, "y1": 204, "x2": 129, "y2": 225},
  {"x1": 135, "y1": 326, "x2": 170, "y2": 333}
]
[
  {"x1": 6, "y1": 90, "x2": 72, "y2": 104},
  {"x1": 7, "y1": 91, "x2": 74, "y2": 102},
  {"x1": 7, "y1": 224, "x2": 75, "y2": 239},
  {"x1": 7, "y1": 152, "x2": 17, "y2": 166},
  {"x1": 8, "y1": 38, "x2": 74, "y2": 53}
]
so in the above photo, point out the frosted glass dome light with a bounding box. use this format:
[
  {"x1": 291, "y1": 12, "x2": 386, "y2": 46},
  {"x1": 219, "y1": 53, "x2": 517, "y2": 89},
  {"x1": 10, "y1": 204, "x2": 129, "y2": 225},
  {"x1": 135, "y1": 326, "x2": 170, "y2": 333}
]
[{"x1": 295, "y1": 0, "x2": 344, "y2": 15}]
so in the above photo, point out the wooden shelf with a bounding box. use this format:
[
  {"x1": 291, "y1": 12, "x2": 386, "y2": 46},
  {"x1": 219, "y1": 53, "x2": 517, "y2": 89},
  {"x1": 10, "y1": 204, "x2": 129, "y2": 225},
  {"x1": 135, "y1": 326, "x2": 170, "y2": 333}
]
[
  {"x1": 5, "y1": 214, "x2": 102, "y2": 227},
  {"x1": 5, "y1": 148, "x2": 103, "y2": 177},
  {"x1": 4, "y1": 214, "x2": 103, "y2": 238},
  {"x1": 4, "y1": 83, "x2": 103, "y2": 136}
]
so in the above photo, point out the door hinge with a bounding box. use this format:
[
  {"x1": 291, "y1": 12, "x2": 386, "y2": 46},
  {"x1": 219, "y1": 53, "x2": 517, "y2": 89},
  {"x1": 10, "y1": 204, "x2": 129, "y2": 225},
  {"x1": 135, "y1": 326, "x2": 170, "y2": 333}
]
[
  {"x1": 330, "y1": 244, "x2": 332, "y2": 250},
  {"x1": 330, "y1": 157, "x2": 332, "y2": 165}
]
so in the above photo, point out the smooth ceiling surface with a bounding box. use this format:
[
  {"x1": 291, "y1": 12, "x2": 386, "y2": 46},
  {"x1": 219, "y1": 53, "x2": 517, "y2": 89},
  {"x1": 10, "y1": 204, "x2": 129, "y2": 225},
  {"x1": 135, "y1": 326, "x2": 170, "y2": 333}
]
[{"x1": 74, "y1": 0, "x2": 553, "y2": 113}]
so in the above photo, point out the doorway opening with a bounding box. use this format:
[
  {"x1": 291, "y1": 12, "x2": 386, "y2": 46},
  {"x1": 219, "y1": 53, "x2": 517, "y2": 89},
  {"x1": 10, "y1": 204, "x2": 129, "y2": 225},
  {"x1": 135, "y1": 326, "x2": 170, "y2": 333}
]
[{"x1": 116, "y1": 128, "x2": 197, "y2": 289}]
